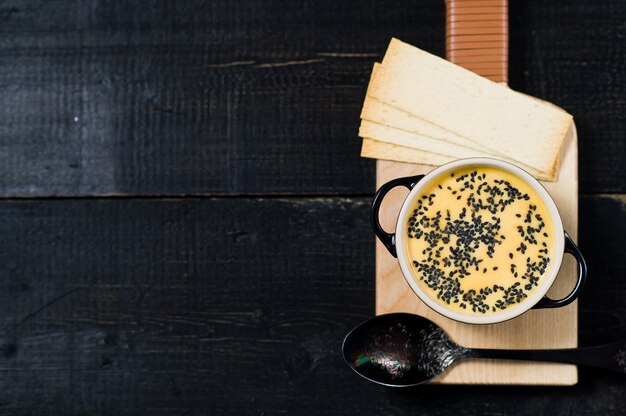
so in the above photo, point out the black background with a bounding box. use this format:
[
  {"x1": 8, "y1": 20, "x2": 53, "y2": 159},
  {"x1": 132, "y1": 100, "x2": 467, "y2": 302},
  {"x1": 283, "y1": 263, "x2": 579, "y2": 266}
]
[{"x1": 0, "y1": 0, "x2": 625, "y2": 414}]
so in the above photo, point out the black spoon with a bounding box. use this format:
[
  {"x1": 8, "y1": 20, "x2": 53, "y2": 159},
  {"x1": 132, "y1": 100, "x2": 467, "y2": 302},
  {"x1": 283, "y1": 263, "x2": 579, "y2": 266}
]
[{"x1": 342, "y1": 313, "x2": 626, "y2": 387}]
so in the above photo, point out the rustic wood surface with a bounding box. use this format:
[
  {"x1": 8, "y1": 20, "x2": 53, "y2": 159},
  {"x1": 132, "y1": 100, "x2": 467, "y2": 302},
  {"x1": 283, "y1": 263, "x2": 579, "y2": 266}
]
[{"x1": 0, "y1": 0, "x2": 624, "y2": 414}]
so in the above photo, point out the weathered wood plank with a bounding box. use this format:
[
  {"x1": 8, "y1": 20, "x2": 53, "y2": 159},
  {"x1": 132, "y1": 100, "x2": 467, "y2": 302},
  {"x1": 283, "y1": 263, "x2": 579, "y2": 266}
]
[
  {"x1": 0, "y1": 0, "x2": 624, "y2": 196},
  {"x1": 0, "y1": 0, "x2": 443, "y2": 197},
  {"x1": 0, "y1": 197, "x2": 374, "y2": 414},
  {"x1": 0, "y1": 195, "x2": 623, "y2": 414}
]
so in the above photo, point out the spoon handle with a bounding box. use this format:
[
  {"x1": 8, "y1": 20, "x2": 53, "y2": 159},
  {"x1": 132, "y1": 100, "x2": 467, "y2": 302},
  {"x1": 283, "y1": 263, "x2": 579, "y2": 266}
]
[{"x1": 468, "y1": 339, "x2": 626, "y2": 374}]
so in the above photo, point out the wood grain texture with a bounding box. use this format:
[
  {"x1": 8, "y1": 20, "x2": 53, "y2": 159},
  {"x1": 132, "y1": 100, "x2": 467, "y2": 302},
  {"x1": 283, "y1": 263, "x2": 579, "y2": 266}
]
[
  {"x1": 0, "y1": 0, "x2": 623, "y2": 195},
  {"x1": 0, "y1": 197, "x2": 623, "y2": 414},
  {"x1": 375, "y1": 127, "x2": 579, "y2": 384},
  {"x1": 446, "y1": 0, "x2": 509, "y2": 82}
]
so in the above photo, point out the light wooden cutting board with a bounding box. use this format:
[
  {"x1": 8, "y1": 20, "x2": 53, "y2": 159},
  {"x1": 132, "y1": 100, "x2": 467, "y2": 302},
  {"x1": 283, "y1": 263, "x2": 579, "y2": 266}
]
[{"x1": 374, "y1": 0, "x2": 579, "y2": 385}]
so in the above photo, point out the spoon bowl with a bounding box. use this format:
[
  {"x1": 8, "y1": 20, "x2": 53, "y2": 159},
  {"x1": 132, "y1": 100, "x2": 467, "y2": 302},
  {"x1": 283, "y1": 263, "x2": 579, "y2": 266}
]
[{"x1": 342, "y1": 313, "x2": 468, "y2": 387}]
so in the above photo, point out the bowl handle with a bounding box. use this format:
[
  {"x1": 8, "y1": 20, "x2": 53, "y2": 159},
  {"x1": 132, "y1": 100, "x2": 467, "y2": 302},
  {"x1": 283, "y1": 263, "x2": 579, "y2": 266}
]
[
  {"x1": 533, "y1": 231, "x2": 588, "y2": 309},
  {"x1": 371, "y1": 175, "x2": 424, "y2": 257}
]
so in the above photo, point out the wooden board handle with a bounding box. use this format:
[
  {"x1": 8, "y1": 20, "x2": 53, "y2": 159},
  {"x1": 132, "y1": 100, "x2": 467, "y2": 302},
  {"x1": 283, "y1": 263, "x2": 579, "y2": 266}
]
[{"x1": 445, "y1": 0, "x2": 508, "y2": 83}]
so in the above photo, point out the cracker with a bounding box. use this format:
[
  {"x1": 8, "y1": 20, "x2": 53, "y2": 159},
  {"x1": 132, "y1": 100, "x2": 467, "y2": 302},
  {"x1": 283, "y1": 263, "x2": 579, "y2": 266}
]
[
  {"x1": 361, "y1": 138, "x2": 452, "y2": 166},
  {"x1": 363, "y1": 64, "x2": 499, "y2": 156},
  {"x1": 361, "y1": 138, "x2": 556, "y2": 181},
  {"x1": 369, "y1": 38, "x2": 571, "y2": 177},
  {"x1": 359, "y1": 120, "x2": 493, "y2": 159}
]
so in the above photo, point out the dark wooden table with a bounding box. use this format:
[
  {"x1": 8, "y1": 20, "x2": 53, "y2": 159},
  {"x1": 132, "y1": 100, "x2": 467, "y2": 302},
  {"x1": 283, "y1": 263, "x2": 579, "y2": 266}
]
[{"x1": 0, "y1": 0, "x2": 625, "y2": 414}]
